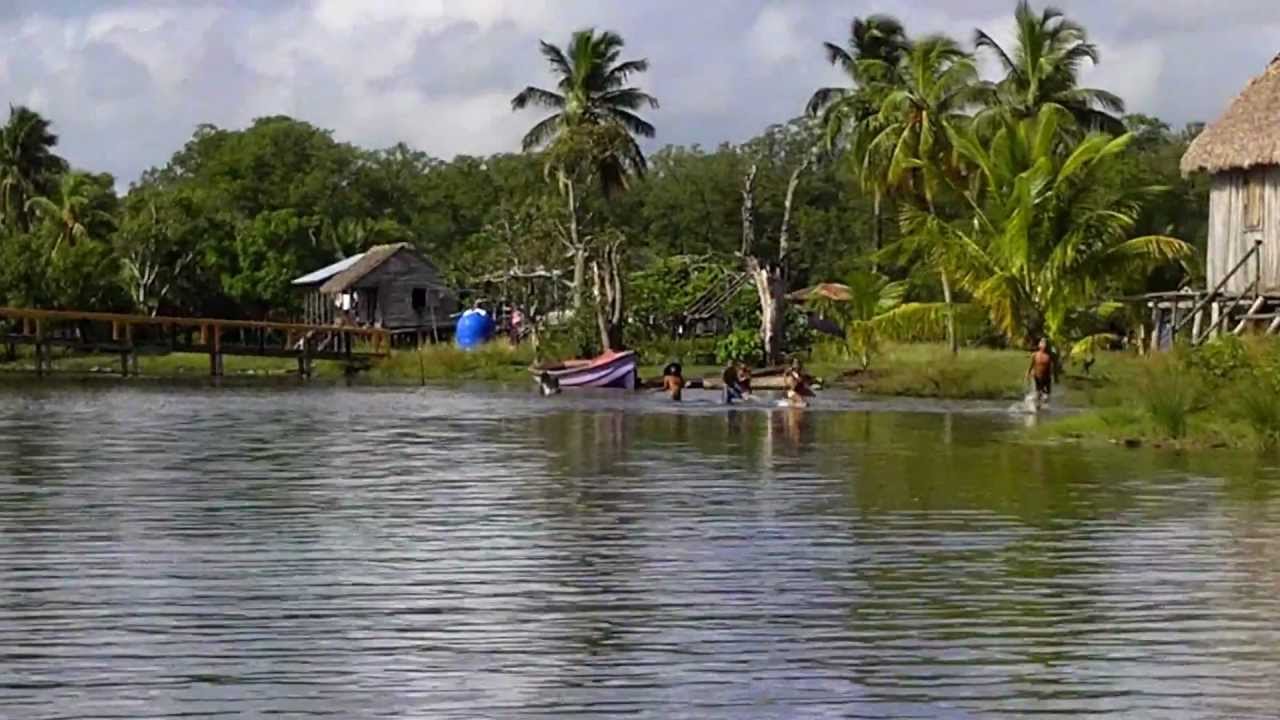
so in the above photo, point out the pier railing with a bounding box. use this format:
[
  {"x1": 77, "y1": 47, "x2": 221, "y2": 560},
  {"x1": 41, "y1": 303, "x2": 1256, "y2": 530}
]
[{"x1": 0, "y1": 307, "x2": 391, "y2": 377}]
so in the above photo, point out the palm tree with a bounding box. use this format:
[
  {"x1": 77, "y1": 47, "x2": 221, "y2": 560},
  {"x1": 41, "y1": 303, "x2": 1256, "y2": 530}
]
[
  {"x1": 0, "y1": 105, "x2": 67, "y2": 231},
  {"x1": 512, "y1": 28, "x2": 657, "y2": 320},
  {"x1": 511, "y1": 28, "x2": 658, "y2": 194},
  {"x1": 806, "y1": 15, "x2": 910, "y2": 259},
  {"x1": 862, "y1": 35, "x2": 987, "y2": 352},
  {"x1": 939, "y1": 105, "x2": 1190, "y2": 344},
  {"x1": 974, "y1": 1, "x2": 1124, "y2": 134},
  {"x1": 806, "y1": 15, "x2": 910, "y2": 118},
  {"x1": 26, "y1": 172, "x2": 112, "y2": 255}
]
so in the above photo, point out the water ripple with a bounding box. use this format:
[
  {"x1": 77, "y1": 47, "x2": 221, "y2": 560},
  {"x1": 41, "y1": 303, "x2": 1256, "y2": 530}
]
[{"x1": 0, "y1": 384, "x2": 1278, "y2": 718}]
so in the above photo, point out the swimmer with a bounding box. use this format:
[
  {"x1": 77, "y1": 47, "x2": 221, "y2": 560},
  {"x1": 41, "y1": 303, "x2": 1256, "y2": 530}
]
[
  {"x1": 661, "y1": 361, "x2": 684, "y2": 401},
  {"x1": 721, "y1": 360, "x2": 747, "y2": 404},
  {"x1": 537, "y1": 371, "x2": 561, "y2": 396},
  {"x1": 782, "y1": 357, "x2": 815, "y2": 408}
]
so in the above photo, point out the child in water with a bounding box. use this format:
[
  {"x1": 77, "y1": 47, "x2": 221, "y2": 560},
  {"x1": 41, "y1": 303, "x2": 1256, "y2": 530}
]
[
  {"x1": 782, "y1": 358, "x2": 814, "y2": 408},
  {"x1": 1027, "y1": 338, "x2": 1054, "y2": 406},
  {"x1": 721, "y1": 361, "x2": 748, "y2": 404},
  {"x1": 661, "y1": 362, "x2": 684, "y2": 401}
]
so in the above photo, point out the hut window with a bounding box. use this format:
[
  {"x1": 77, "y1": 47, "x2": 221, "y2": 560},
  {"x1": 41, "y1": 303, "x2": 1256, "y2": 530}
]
[
  {"x1": 412, "y1": 288, "x2": 428, "y2": 311},
  {"x1": 1244, "y1": 169, "x2": 1266, "y2": 231}
]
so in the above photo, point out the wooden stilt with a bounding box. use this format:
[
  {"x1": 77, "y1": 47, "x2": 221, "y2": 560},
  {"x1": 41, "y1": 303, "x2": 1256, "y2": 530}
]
[
  {"x1": 1191, "y1": 308, "x2": 1204, "y2": 343},
  {"x1": 298, "y1": 337, "x2": 311, "y2": 379},
  {"x1": 1149, "y1": 305, "x2": 1161, "y2": 353},
  {"x1": 1233, "y1": 296, "x2": 1266, "y2": 335},
  {"x1": 1210, "y1": 302, "x2": 1221, "y2": 340},
  {"x1": 210, "y1": 326, "x2": 222, "y2": 377}
]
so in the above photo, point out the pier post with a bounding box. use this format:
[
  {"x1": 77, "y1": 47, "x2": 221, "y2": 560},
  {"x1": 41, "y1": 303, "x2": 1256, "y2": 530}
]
[
  {"x1": 34, "y1": 320, "x2": 45, "y2": 376},
  {"x1": 298, "y1": 337, "x2": 312, "y2": 379},
  {"x1": 210, "y1": 326, "x2": 223, "y2": 377}
]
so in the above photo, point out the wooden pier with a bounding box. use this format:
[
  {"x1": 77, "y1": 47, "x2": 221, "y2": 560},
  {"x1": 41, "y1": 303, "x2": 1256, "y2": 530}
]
[{"x1": 0, "y1": 307, "x2": 390, "y2": 378}]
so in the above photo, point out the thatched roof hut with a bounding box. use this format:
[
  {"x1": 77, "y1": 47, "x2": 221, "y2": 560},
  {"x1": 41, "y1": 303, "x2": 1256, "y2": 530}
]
[
  {"x1": 1180, "y1": 54, "x2": 1280, "y2": 294},
  {"x1": 1182, "y1": 54, "x2": 1280, "y2": 176}
]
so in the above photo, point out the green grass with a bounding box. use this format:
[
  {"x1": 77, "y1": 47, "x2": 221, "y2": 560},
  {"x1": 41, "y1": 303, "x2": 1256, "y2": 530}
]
[
  {"x1": 366, "y1": 342, "x2": 535, "y2": 384},
  {"x1": 1034, "y1": 337, "x2": 1280, "y2": 451},
  {"x1": 832, "y1": 343, "x2": 1039, "y2": 400}
]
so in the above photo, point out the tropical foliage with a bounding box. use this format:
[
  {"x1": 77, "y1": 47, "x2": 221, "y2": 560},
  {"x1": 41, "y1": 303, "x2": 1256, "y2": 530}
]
[
  {"x1": 937, "y1": 106, "x2": 1191, "y2": 344},
  {"x1": 0, "y1": 7, "x2": 1208, "y2": 368}
]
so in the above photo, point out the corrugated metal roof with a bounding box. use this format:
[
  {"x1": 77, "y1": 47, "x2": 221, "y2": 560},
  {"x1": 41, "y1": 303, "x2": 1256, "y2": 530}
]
[
  {"x1": 319, "y1": 244, "x2": 408, "y2": 294},
  {"x1": 291, "y1": 253, "x2": 366, "y2": 286}
]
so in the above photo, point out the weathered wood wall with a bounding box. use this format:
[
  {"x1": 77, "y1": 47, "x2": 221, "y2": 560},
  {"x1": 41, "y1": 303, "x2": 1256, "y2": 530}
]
[
  {"x1": 353, "y1": 251, "x2": 458, "y2": 330},
  {"x1": 1207, "y1": 166, "x2": 1280, "y2": 293}
]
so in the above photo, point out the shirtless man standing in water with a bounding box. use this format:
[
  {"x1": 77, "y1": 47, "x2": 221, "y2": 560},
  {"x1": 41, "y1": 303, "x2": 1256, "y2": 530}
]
[{"x1": 1027, "y1": 338, "x2": 1054, "y2": 404}]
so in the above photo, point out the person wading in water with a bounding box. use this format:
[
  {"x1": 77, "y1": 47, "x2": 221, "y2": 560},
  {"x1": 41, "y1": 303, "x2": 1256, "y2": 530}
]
[
  {"x1": 783, "y1": 357, "x2": 815, "y2": 408},
  {"x1": 661, "y1": 362, "x2": 684, "y2": 402},
  {"x1": 721, "y1": 361, "x2": 748, "y2": 404},
  {"x1": 1027, "y1": 338, "x2": 1055, "y2": 405}
]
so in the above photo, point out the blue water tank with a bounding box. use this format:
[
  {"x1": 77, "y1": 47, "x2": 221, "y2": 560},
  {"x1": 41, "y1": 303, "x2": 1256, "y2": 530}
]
[{"x1": 456, "y1": 309, "x2": 494, "y2": 349}]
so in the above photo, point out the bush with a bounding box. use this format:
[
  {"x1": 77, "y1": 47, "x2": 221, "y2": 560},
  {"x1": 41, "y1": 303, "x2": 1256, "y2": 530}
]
[
  {"x1": 715, "y1": 328, "x2": 761, "y2": 364},
  {"x1": 633, "y1": 337, "x2": 717, "y2": 366},
  {"x1": 1137, "y1": 361, "x2": 1200, "y2": 439},
  {"x1": 1230, "y1": 370, "x2": 1280, "y2": 447},
  {"x1": 540, "y1": 310, "x2": 600, "y2": 360},
  {"x1": 1185, "y1": 335, "x2": 1250, "y2": 381}
]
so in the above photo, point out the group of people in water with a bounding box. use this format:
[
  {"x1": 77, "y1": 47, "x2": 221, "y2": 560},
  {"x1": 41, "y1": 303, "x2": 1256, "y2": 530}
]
[{"x1": 659, "y1": 358, "x2": 814, "y2": 407}]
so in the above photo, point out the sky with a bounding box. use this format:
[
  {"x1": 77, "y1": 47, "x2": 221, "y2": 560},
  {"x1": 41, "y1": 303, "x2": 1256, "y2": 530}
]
[{"x1": 2, "y1": 0, "x2": 1277, "y2": 187}]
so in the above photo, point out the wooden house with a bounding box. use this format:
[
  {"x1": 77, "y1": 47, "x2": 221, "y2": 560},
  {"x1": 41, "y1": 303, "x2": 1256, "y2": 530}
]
[
  {"x1": 291, "y1": 244, "x2": 458, "y2": 339},
  {"x1": 1151, "y1": 54, "x2": 1280, "y2": 346},
  {"x1": 1182, "y1": 54, "x2": 1280, "y2": 294}
]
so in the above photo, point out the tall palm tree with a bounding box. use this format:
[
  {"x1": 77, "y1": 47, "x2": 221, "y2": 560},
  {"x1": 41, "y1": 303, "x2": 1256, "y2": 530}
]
[
  {"x1": 864, "y1": 36, "x2": 985, "y2": 208},
  {"x1": 511, "y1": 28, "x2": 658, "y2": 193},
  {"x1": 806, "y1": 15, "x2": 910, "y2": 118},
  {"x1": 512, "y1": 28, "x2": 658, "y2": 318},
  {"x1": 974, "y1": 1, "x2": 1124, "y2": 134},
  {"x1": 26, "y1": 172, "x2": 112, "y2": 255},
  {"x1": 0, "y1": 105, "x2": 67, "y2": 231},
  {"x1": 862, "y1": 36, "x2": 987, "y2": 352},
  {"x1": 938, "y1": 106, "x2": 1190, "y2": 344},
  {"x1": 806, "y1": 15, "x2": 910, "y2": 259}
]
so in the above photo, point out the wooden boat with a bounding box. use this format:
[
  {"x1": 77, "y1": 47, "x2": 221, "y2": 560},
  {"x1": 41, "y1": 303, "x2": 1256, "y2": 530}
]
[{"x1": 531, "y1": 350, "x2": 638, "y2": 390}]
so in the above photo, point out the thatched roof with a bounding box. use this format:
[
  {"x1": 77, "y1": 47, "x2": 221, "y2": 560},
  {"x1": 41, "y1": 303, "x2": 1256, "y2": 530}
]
[
  {"x1": 787, "y1": 282, "x2": 853, "y2": 302},
  {"x1": 319, "y1": 243, "x2": 411, "y2": 294},
  {"x1": 1182, "y1": 54, "x2": 1280, "y2": 176}
]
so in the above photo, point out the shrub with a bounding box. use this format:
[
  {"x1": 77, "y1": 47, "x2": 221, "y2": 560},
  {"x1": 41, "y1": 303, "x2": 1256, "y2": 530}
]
[
  {"x1": 1185, "y1": 335, "x2": 1250, "y2": 381},
  {"x1": 1231, "y1": 370, "x2": 1280, "y2": 447},
  {"x1": 715, "y1": 328, "x2": 762, "y2": 365},
  {"x1": 1136, "y1": 362, "x2": 1199, "y2": 439}
]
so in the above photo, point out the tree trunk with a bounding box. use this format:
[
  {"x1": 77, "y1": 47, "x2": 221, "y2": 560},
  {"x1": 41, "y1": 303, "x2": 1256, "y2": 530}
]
[
  {"x1": 592, "y1": 237, "x2": 625, "y2": 353},
  {"x1": 941, "y1": 269, "x2": 957, "y2": 354},
  {"x1": 740, "y1": 159, "x2": 810, "y2": 367},
  {"x1": 871, "y1": 191, "x2": 882, "y2": 272},
  {"x1": 563, "y1": 176, "x2": 587, "y2": 311},
  {"x1": 572, "y1": 248, "x2": 586, "y2": 311}
]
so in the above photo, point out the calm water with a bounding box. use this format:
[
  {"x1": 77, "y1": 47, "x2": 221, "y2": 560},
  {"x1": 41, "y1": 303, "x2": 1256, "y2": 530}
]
[{"x1": 1, "y1": 382, "x2": 1279, "y2": 719}]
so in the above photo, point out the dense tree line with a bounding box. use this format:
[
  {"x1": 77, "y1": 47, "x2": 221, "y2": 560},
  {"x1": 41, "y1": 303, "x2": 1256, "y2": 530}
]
[{"x1": 0, "y1": 1, "x2": 1211, "y2": 360}]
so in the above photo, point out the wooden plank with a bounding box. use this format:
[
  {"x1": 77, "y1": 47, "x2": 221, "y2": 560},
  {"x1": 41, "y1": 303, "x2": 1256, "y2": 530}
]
[{"x1": 1233, "y1": 296, "x2": 1266, "y2": 334}]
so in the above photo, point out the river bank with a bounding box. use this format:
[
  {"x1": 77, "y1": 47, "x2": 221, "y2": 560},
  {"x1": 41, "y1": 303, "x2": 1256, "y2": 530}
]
[
  {"x1": 6, "y1": 337, "x2": 1278, "y2": 452},
  {"x1": 0, "y1": 340, "x2": 1062, "y2": 394}
]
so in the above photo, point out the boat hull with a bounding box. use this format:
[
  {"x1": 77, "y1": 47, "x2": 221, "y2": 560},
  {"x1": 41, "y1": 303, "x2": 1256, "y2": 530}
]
[{"x1": 535, "y1": 351, "x2": 638, "y2": 390}]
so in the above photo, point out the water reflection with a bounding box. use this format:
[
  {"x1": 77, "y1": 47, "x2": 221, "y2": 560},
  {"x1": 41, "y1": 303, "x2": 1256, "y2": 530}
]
[{"x1": 0, "y1": 384, "x2": 1278, "y2": 718}]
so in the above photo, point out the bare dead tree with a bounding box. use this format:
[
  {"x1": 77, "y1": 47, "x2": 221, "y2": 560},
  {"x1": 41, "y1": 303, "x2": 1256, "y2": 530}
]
[
  {"x1": 591, "y1": 231, "x2": 626, "y2": 352},
  {"x1": 740, "y1": 157, "x2": 811, "y2": 365}
]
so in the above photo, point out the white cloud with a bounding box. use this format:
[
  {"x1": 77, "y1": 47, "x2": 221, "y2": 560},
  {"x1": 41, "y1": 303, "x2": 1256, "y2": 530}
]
[
  {"x1": 747, "y1": 4, "x2": 805, "y2": 64},
  {"x1": 0, "y1": 0, "x2": 1272, "y2": 187}
]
